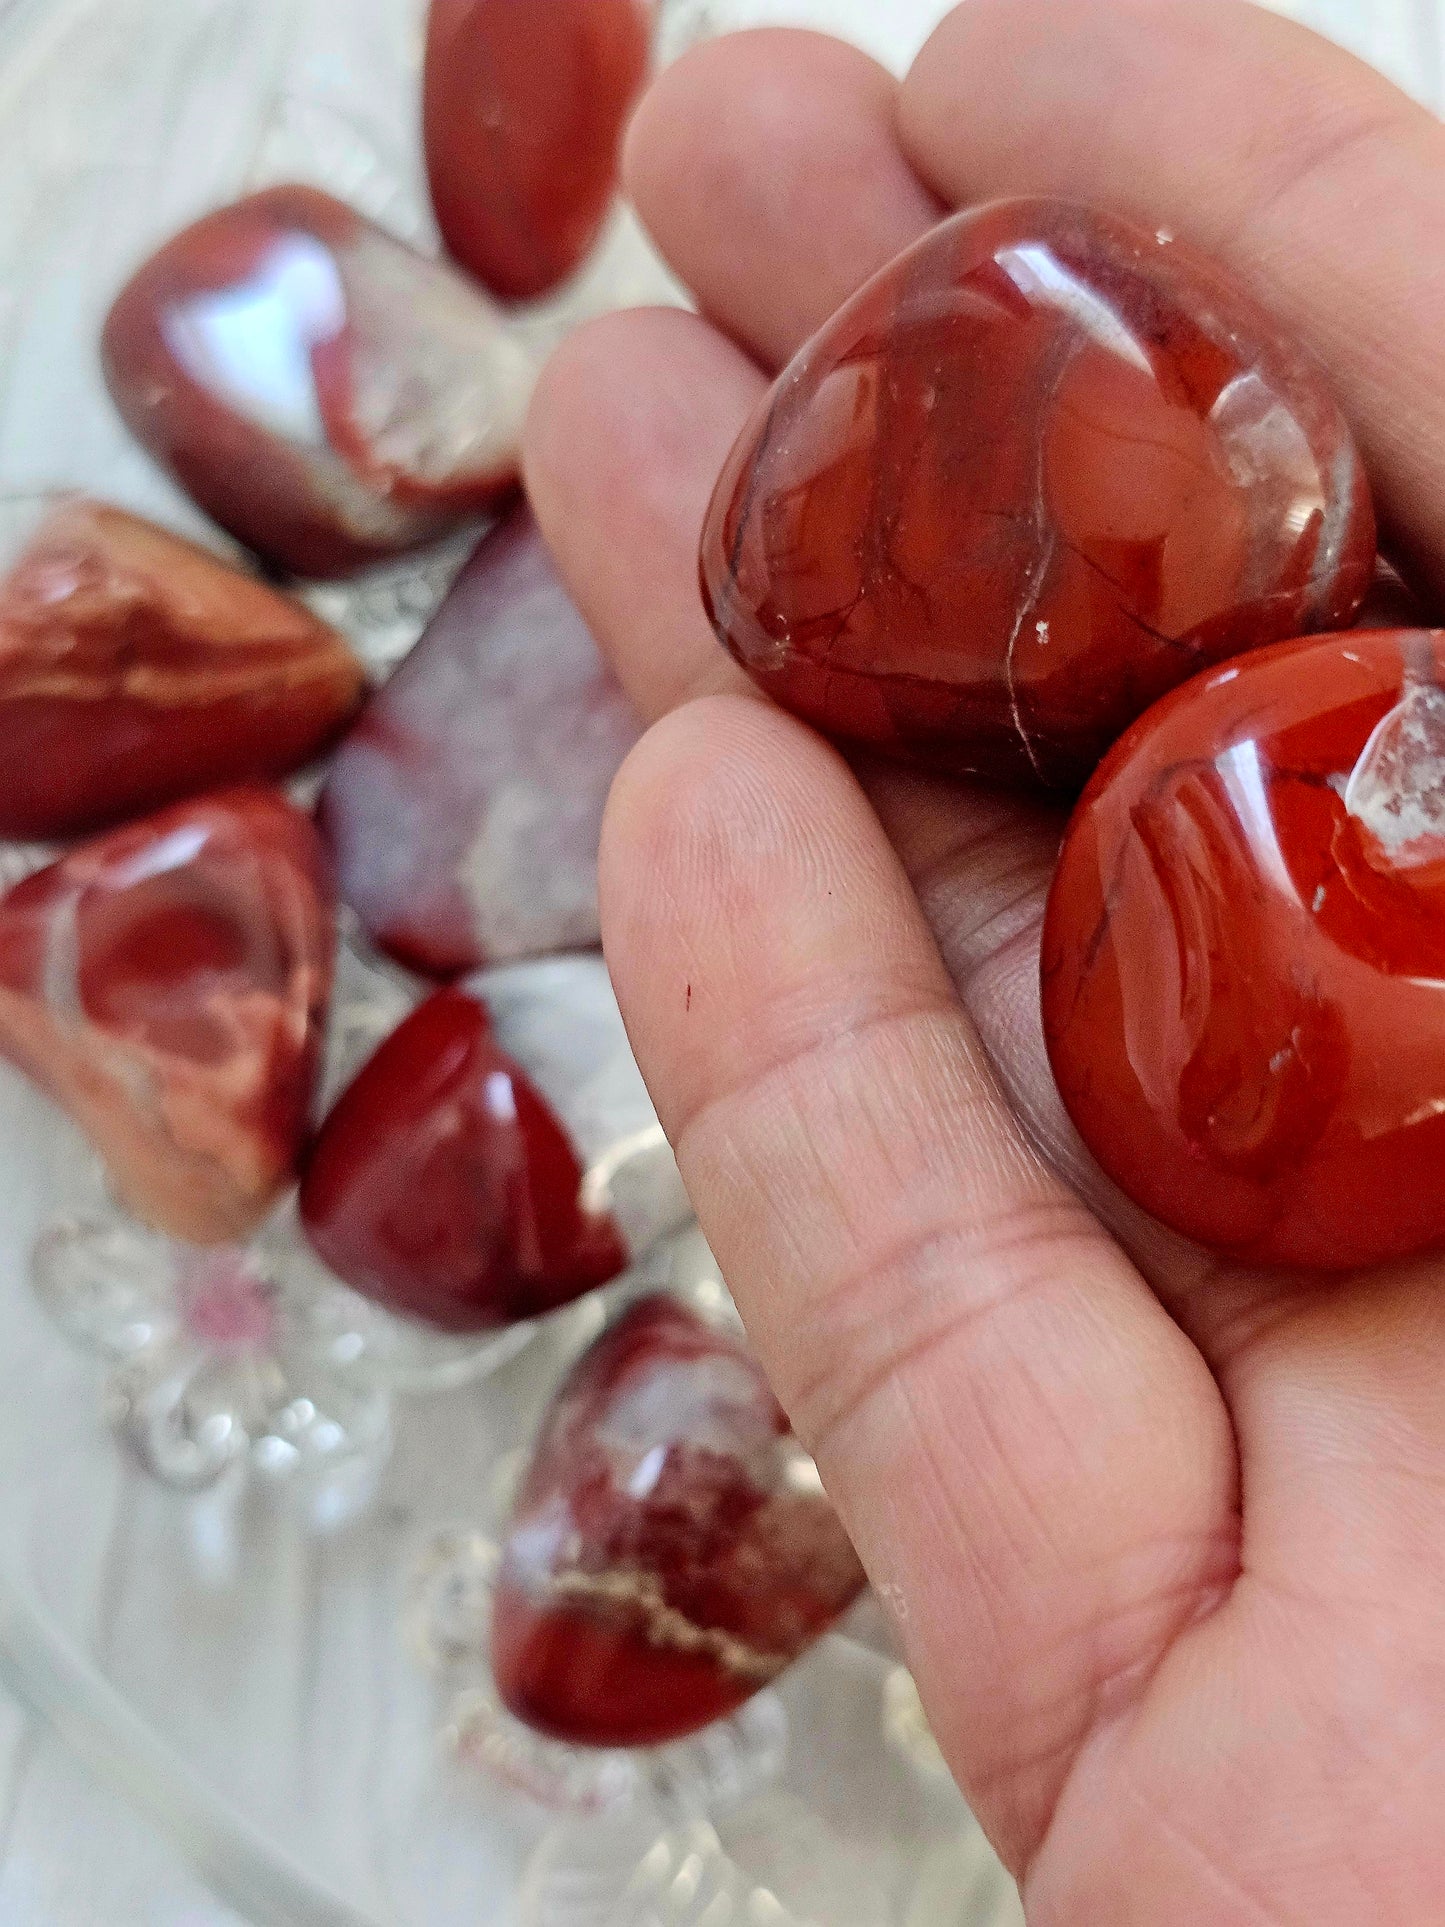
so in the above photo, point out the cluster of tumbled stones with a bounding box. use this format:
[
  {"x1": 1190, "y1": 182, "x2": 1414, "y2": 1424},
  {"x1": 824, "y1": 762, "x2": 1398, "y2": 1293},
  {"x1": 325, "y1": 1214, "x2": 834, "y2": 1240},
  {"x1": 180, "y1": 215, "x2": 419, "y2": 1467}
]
[
  {"x1": 705, "y1": 193, "x2": 1445, "y2": 1278},
  {"x1": 0, "y1": 0, "x2": 873, "y2": 1754}
]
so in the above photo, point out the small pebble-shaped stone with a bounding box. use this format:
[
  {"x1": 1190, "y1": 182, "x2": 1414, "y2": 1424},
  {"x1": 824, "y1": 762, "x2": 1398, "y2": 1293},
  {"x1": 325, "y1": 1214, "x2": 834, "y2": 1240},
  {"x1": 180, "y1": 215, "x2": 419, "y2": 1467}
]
[
  {"x1": 0, "y1": 497, "x2": 364, "y2": 838},
  {"x1": 319, "y1": 505, "x2": 638, "y2": 976},
  {"x1": 0, "y1": 789, "x2": 333, "y2": 1244},
  {"x1": 424, "y1": 0, "x2": 653, "y2": 301},
  {"x1": 301, "y1": 956, "x2": 689, "y2": 1330},
  {"x1": 492, "y1": 1294, "x2": 867, "y2": 1748},
  {"x1": 102, "y1": 185, "x2": 536, "y2": 578}
]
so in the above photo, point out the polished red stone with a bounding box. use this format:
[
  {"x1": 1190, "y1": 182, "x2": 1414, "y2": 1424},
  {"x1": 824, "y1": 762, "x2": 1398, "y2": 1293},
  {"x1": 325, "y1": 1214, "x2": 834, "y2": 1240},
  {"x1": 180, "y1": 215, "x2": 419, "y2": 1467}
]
[
  {"x1": 300, "y1": 984, "x2": 627, "y2": 1331},
  {"x1": 319, "y1": 504, "x2": 638, "y2": 976},
  {"x1": 423, "y1": 0, "x2": 653, "y2": 301},
  {"x1": 1043, "y1": 627, "x2": 1445, "y2": 1270},
  {"x1": 102, "y1": 185, "x2": 535, "y2": 578},
  {"x1": 0, "y1": 497, "x2": 365, "y2": 839},
  {"x1": 0, "y1": 789, "x2": 333, "y2": 1245},
  {"x1": 492, "y1": 1294, "x2": 866, "y2": 1748},
  {"x1": 703, "y1": 198, "x2": 1375, "y2": 791}
]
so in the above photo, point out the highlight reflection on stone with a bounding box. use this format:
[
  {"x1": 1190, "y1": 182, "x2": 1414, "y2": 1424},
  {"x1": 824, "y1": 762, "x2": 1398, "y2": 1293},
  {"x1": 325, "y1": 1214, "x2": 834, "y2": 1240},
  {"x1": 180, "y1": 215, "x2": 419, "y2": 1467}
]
[
  {"x1": 0, "y1": 497, "x2": 365, "y2": 838},
  {"x1": 301, "y1": 955, "x2": 689, "y2": 1331},
  {"x1": 492, "y1": 1294, "x2": 866, "y2": 1748},
  {"x1": 320, "y1": 505, "x2": 638, "y2": 976},
  {"x1": 1043, "y1": 627, "x2": 1445, "y2": 1269},
  {"x1": 102, "y1": 185, "x2": 536, "y2": 578},
  {"x1": 703, "y1": 197, "x2": 1375, "y2": 790},
  {"x1": 0, "y1": 789, "x2": 333, "y2": 1244},
  {"x1": 423, "y1": 0, "x2": 653, "y2": 301}
]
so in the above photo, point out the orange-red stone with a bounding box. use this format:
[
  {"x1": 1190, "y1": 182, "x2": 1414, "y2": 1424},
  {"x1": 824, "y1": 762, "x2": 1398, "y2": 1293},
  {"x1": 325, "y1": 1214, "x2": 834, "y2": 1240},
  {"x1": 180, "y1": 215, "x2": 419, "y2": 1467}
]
[
  {"x1": 1043, "y1": 628, "x2": 1445, "y2": 1270},
  {"x1": 300, "y1": 985, "x2": 627, "y2": 1331},
  {"x1": 102, "y1": 186, "x2": 534, "y2": 578},
  {"x1": 423, "y1": 0, "x2": 653, "y2": 301},
  {"x1": 491, "y1": 1295, "x2": 866, "y2": 1748},
  {"x1": 0, "y1": 498, "x2": 364, "y2": 838},
  {"x1": 0, "y1": 789, "x2": 333, "y2": 1244},
  {"x1": 703, "y1": 198, "x2": 1375, "y2": 790}
]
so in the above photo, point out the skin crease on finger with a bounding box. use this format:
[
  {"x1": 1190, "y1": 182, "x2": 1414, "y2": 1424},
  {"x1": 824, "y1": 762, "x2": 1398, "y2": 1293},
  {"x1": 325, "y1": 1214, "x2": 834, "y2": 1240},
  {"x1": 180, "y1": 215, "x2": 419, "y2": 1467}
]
[{"x1": 527, "y1": 6, "x2": 1445, "y2": 1919}]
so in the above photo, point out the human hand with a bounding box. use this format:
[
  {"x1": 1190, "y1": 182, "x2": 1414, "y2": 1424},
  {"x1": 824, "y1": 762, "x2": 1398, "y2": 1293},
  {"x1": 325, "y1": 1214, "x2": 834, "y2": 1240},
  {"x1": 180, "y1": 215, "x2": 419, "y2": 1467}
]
[{"x1": 525, "y1": 5, "x2": 1445, "y2": 1919}]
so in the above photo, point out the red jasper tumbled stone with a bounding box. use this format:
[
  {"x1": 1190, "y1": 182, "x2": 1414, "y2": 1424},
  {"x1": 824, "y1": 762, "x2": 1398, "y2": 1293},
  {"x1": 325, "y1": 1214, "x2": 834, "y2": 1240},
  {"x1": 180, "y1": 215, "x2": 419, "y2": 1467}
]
[
  {"x1": 491, "y1": 1294, "x2": 866, "y2": 1749},
  {"x1": 1043, "y1": 627, "x2": 1445, "y2": 1271},
  {"x1": 0, "y1": 498, "x2": 365, "y2": 839},
  {"x1": 703, "y1": 198, "x2": 1375, "y2": 790},
  {"x1": 102, "y1": 185, "x2": 535, "y2": 578},
  {"x1": 319, "y1": 504, "x2": 638, "y2": 976},
  {"x1": 423, "y1": 0, "x2": 653, "y2": 302},
  {"x1": 300, "y1": 985, "x2": 627, "y2": 1331},
  {"x1": 0, "y1": 789, "x2": 333, "y2": 1245}
]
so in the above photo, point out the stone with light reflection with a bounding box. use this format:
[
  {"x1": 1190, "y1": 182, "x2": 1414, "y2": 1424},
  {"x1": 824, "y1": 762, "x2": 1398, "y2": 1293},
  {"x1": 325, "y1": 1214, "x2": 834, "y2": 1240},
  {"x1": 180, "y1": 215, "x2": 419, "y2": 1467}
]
[
  {"x1": 1043, "y1": 628, "x2": 1445, "y2": 1270},
  {"x1": 491, "y1": 1292, "x2": 867, "y2": 1749},
  {"x1": 319, "y1": 504, "x2": 638, "y2": 976},
  {"x1": 102, "y1": 185, "x2": 535, "y2": 578},
  {"x1": 0, "y1": 789, "x2": 333, "y2": 1245},
  {"x1": 0, "y1": 497, "x2": 365, "y2": 838},
  {"x1": 423, "y1": 0, "x2": 653, "y2": 301},
  {"x1": 300, "y1": 955, "x2": 689, "y2": 1331},
  {"x1": 702, "y1": 198, "x2": 1375, "y2": 790}
]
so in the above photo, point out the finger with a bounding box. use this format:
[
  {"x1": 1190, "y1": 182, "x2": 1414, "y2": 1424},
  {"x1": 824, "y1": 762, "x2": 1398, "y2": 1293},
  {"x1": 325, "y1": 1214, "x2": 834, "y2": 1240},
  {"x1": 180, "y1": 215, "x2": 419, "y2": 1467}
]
[
  {"x1": 899, "y1": 0, "x2": 1445, "y2": 592},
  {"x1": 600, "y1": 693, "x2": 1237, "y2": 1868},
  {"x1": 523, "y1": 306, "x2": 757, "y2": 720},
  {"x1": 623, "y1": 29, "x2": 941, "y2": 370},
  {"x1": 529, "y1": 35, "x2": 940, "y2": 708}
]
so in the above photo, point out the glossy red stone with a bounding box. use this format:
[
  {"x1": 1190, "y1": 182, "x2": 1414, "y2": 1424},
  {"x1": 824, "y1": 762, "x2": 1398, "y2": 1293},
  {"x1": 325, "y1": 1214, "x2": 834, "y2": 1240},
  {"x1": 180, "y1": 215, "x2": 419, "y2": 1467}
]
[
  {"x1": 300, "y1": 984, "x2": 627, "y2": 1331},
  {"x1": 0, "y1": 497, "x2": 365, "y2": 839},
  {"x1": 319, "y1": 504, "x2": 638, "y2": 976},
  {"x1": 423, "y1": 0, "x2": 653, "y2": 302},
  {"x1": 491, "y1": 1295, "x2": 866, "y2": 1748},
  {"x1": 102, "y1": 185, "x2": 536, "y2": 578},
  {"x1": 1043, "y1": 627, "x2": 1445, "y2": 1270},
  {"x1": 703, "y1": 197, "x2": 1375, "y2": 791},
  {"x1": 0, "y1": 789, "x2": 333, "y2": 1245}
]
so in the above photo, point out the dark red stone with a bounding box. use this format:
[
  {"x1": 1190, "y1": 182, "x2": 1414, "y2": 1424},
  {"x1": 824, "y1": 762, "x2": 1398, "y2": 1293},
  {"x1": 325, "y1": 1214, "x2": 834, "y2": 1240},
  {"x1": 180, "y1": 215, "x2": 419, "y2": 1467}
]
[
  {"x1": 300, "y1": 984, "x2": 627, "y2": 1331},
  {"x1": 1042, "y1": 627, "x2": 1445, "y2": 1270},
  {"x1": 423, "y1": 0, "x2": 653, "y2": 302},
  {"x1": 491, "y1": 1294, "x2": 866, "y2": 1749},
  {"x1": 0, "y1": 497, "x2": 365, "y2": 839},
  {"x1": 0, "y1": 789, "x2": 333, "y2": 1244},
  {"x1": 703, "y1": 197, "x2": 1375, "y2": 791},
  {"x1": 319, "y1": 504, "x2": 638, "y2": 976},
  {"x1": 102, "y1": 185, "x2": 535, "y2": 578}
]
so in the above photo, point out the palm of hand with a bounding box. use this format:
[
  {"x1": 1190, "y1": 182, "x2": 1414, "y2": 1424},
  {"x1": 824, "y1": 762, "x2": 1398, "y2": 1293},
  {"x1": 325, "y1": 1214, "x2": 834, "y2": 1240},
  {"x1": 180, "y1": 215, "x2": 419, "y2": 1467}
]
[{"x1": 526, "y1": 5, "x2": 1445, "y2": 1919}]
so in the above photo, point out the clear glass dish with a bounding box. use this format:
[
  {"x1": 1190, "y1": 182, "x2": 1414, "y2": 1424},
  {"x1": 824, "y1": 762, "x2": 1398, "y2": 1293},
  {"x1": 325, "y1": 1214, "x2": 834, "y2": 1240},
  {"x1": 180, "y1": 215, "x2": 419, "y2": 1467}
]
[{"x1": 0, "y1": 0, "x2": 1424, "y2": 1922}]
